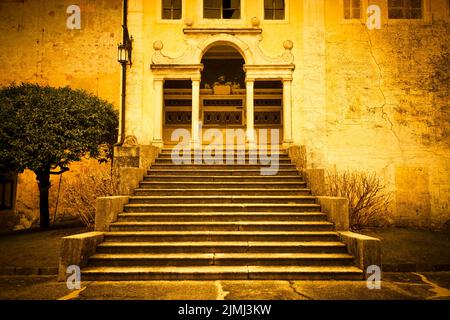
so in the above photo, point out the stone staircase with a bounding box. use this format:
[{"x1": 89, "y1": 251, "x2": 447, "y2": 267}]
[{"x1": 81, "y1": 147, "x2": 363, "y2": 280}]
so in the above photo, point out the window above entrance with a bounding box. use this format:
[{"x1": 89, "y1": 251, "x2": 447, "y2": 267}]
[
  {"x1": 162, "y1": 0, "x2": 182, "y2": 20},
  {"x1": 264, "y1": 0, "x2": 285, "y2": 20},
  {"x1": 204, "y1": 0, "x2": 241, "y2": 19}
]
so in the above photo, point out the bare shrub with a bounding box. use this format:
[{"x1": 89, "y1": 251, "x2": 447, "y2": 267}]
[
  {"x1": 325, "y1": 170, "x2": 392, "y2": 231},
  {"x1": 61, "y1": 163, "x2": 118, "y2": 228}
]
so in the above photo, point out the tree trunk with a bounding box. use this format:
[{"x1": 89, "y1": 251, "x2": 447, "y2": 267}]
[{"x1": 37, "y1": 171, "x2": 51, "y2": 229}]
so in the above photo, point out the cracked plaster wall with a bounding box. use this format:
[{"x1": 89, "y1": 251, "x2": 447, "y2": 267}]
[{"x1": 322, "y1": 0, "x2": 449, "y2": 229}]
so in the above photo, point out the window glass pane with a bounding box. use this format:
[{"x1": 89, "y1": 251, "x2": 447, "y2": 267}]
[
  {"x1": 264, "y1": 9, "x2": 273, "y2": 19},
  {"x1": 389, "y1": 0, "x2": 403, "y2": 7},
  {"x1": 173, "y1": 0, "x2": 182, "y2": 9},
  {"x1": 223, "y1": 8, "x2": 240, "y2": 19},
  {"x1": 264, "y1": 0, "x2": 273, "y2": 9},
  {"x1": 410, "y1": 0, "x2": 422, "y2": 9},
  {"x1": 204, "y1": 0, "x2": 221, "y2": 8},
  {"x1": 353, "y1": 0, "x2": 361, "y2": 7},
  {"x1": 344, "y1": 0, "x2": 351, "y2": 9},
  {"x1": 274, "y1": 9, "x2": 285, "y2": 19},
  {"x1": 389, "y1": 8, "x2": 403, "y2": 18},
  {"x1": 275, "y1": 0, "x2": 285, "y2": 9},
  {"x1": 162, "y1": 8, "x2": 172, "y2": 19},
  {"x1": 229, "y1": 0, "x2": 241, "y2": 9},
  {"x1": 344, "y1": 8, "x2": 351, "y2": 19},
  {"x1": 162, "y1": 0, "x2": 172, "y2": 9},
  {"x1": 204, "y1": 8, "x2": 221, "y2": 18},
  {"x1": 352, "y1": 8, "x2": 361, "y2": 19},
  {"x1": 410, "y1": 8, "x2": 422, "y2": 18},
  {"x1": 173, "y1": 9, "x2": 181, "y2": 19}
]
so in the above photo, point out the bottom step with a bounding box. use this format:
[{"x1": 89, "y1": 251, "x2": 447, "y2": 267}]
[{"x1": 81, "y1": 266, "x2": 363, "y2": 280}]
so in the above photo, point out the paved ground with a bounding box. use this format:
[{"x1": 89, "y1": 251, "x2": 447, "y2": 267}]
[
  {"x1": 0, "y1": 272, "x2": 449, "y2": 300},
  {"x1": 363, "y1": 227, "x2": 450, "y2": 270},
  {"x1": 0, "y1": 226, "x2": 87, "y2": 269}
]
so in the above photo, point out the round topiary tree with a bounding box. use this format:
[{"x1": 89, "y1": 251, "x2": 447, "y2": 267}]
[{"x1": 0, "y1": 83, "x2": 118, "y2": 228}]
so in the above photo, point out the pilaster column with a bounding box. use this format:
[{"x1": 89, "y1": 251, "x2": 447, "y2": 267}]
[
  {"x1": 191, "y1": 79, "x2": 201, "y2": 149},
  {"x1": 246, "y1": 79, "x2": 255, "y2": 147},
  {"x1": 282, "y1": 79, "x2": 293, "y2": 147},
  {"x1": 152, "y1": 78, "x2": 164, "y2": 147}
]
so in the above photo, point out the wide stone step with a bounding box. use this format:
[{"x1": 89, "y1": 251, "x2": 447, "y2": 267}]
[
  {"x1": 154, "y1": 158, "x2": 293, "y2": 164},
  {"x1": 109, "y1": 221, "x2": 334, "y2": 232},
  {"x1": 157, "y1": 148, "x2": 291, "y2": 154},
  {"x1": 133, "y1": 188, "x2": 311, "y2": 196},
  {"x1": 139, "y1": 181, "x2": 307, "y2": 189},
  {"x1": 81, "y1": 266, "x2": 363, "y2": 280},
  {"x1": 159, "y1": 148, "x2": 287, "y2": 154},
  {"x1": 157, "y1": 152, "x2": 291, "y2": 158},
  {"x1": 143, "y1": 175, "x2": 305, "y2": 182},
  {"x1": 147, "y1": 169, "x2": 300, "y2": 176},
  {"x1": 103, "y1": 231, "x2": 339, "y2": 242},
  {"x1": 123, "y1": 203, "x2": 321, "y2": 213},
  {"x1": 88, "y1": 253, "x2": 355, "y2": 267},
  {"x1": 127, "y1": 195, "x2": 317, "y2": 205},
  {"x1": 157, "y1": 154, "x2": 292, "y2": 165},
  {"x1": 116, "y1": 212, "x2": 326, "y2": 222},
  {"x1": 96, "y1": 241, "x2": 348, "y2": 254},
  {"x1": 149, "y1": 163, "x2": 296, "y2": 175},
  {"x1": 155, "y1": 157, "x2": 292, "y2": 164}
]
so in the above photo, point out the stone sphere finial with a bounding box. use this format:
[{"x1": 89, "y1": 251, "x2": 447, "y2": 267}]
[
  {"x1": 185, "y1": 17, "x2": 194, "y2": 27},
  {"x1": 251, "y1": 17, "x2": 260, "y2": 27},
  {"x1": 153, "y1": 40, "x2": 163, "y2": 51},
  {"x1": 283, "y1": 40, "x2": 293, "y2": 50}
]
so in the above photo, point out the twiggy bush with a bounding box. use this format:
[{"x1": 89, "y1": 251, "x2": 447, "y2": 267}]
[
  {"x1": 325, "y1": 170, "x2": 392, "y2": 231},
  {"x1": 62, "y1": 163, "x2": 118, "y2": 228}
]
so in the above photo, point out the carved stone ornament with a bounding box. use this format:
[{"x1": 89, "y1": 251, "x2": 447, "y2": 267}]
[
  {"x1": 151, "y1": 31, "x2": 294, "y2": 66},
  {"x1": 123, "y1": 135, "x2": 139, "y2": 147}
]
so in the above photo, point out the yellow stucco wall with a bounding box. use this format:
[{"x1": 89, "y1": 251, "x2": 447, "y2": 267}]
[
  {"x1": 0, "y1": 0, "x2": 122, "y2": 105},
  {"x1": 0, "y1": 0, "x2": 449, "y2": 229},
  {"x1": 0, "y1": 0, "x2": 122, "y2": 228}
]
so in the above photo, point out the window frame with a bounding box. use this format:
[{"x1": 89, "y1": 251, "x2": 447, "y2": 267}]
[
  {"x1": 386, "y1": 0, "x2": 431, "y2": 24},
  {"x1": 203, "y1": 0, "x2": 242, "y2": 20},
  {"x1": 158, "y1": 0, "x2": 185, "y2": 24},
  {"x1": 339, "y1": 0, "x2": 367, "y2": 24},
  {"x1": 263, "y1": 0, "x2": 286, "y2": 21},
  {"x1": 261, "y1": 0, "x2": 289, "y2": 24},
  {"x1": 387, "y1": 0, "x2": 423, "y2": 20},
  {"x1": 162, "y1": 0, "x2": 182, "y2": 20},
  {"x1": 199, "y1": 0, "x2": 246, "y2": 25},
  {"x1": 343, "y1": 0, "x2": 363, "y2": 20}
]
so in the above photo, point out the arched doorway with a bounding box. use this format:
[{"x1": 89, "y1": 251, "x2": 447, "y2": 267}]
[
  {"x1": 200, "y1": 44, "x2": 283, "y2": 146},
  {"x1": 200, "y1": 45, "x2": 246, "y2": 144},
  {"x1": 161, "y1": 44, "x2": 283, "y2": 146}
]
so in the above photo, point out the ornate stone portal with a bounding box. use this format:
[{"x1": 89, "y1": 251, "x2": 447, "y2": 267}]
[{"x1": 151, "y1": 24, "x2": 295, "y2": 148}]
